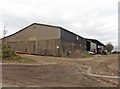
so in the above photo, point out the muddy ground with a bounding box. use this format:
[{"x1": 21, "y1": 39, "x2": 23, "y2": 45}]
[{"x1": 2, "y1": 54, "x2": 119, "y2": 87}]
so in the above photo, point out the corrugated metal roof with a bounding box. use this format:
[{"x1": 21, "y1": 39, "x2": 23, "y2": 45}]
[{"x1": 86, "y1": 38, "x2": 105, "y2": 47}]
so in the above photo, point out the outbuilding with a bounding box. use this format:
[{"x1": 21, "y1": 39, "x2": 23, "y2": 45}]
[
  {"x1": 3, "y1": 23, "x2": 86, "y2": 56},
  {"x1": 86, "y1": 38, "x2": 105, "y2": 54}
]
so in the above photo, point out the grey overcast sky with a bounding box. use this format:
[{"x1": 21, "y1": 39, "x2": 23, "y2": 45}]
[{"x1": 0, "y1": 0, "x2": 118, "y2": 46}]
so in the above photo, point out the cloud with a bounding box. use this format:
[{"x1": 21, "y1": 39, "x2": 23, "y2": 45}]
[{"x1": 0, "y1": 0, "x2": 119, "y2": 46}]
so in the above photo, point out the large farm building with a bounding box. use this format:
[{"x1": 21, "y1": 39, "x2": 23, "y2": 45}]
[{"x1": 2, "y1": 23, "x2": 105, "y2": 56}]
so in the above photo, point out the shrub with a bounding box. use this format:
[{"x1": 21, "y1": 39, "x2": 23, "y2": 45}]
[
  {"x1": 2, "y1": 44, "x2": 15, "y2": 58},
  {"x1": 2, "y1": 44, "x2": 34, "y2": 63},
  {"x1": 2, "y1": 44, "x2": 22, "y2": 60}
]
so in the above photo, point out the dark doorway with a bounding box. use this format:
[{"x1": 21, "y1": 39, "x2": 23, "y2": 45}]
[{"x1": 87, "y1": 41, "x2": 90, "y2": 51}]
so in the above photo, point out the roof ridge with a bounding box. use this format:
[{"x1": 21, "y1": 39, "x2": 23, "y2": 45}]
[{"x1": 33, "y1": 23, "x2": 61, "y2": 28}]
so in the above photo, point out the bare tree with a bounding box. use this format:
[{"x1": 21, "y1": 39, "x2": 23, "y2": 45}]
[
  {"x1": 3, "y1": 26, "x2": 7, "y2": 38},
  {"x1": 105, "y1": 42, "x2": 113, "y2": 52},
  {"x1": 2, "y1": 26, "x2": 7, "y2": 44}
]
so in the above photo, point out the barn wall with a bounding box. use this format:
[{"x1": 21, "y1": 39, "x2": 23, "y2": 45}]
[
  {"x1": 7, "y1": 39, "x2": 60, "y2": 56},
  {"x1": 3, "y1": 23, "x2": 88, "y2": 57},
  {"x1": 3, "y1": 24, "x2": 61, "y2": 56},
  {"x1": 60, "y1": 28, "x2": 86, "y2": 56},
  {"x1": 4, "y1": 24, "x2": 60, "y2": 43},
  {"x1": 60, "y1": 39, "x2": 84, "y2": 56}
]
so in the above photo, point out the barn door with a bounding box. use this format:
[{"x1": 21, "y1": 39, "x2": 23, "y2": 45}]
[{"x1": 27, "y1": 41, "x2": 36, "y2": 53}]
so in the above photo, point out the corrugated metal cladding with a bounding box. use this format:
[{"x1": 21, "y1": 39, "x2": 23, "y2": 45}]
[
  {"x1": 4, "y1": 24, "x2": 60, "y2": 42},
  {"x1": 61, "y1": 28, "x2": 84, "y2": 43},
  {"x1": 4, "y1": 23, "x2": 87, "y2": 57},
  {"x1": 7, "y1": 39, "x2": 60, "y2": 56},
  {"x1": 60, "y1": 28, "x2": 86, "y2": 56}
]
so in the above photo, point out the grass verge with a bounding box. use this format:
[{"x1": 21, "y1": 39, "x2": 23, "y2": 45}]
[
  {"x1": 2, "y1": 56, "x2": 36, "y2": 63},
  {"x1": 1, "y1": 44, "x2": 36, "y2": 63}
]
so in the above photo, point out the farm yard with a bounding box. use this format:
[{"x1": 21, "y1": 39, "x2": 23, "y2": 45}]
[
  {"x1": 0, "y1": 0, "x2": 118, "y2": 88},
  {"x1": 1, "y1": 23, "x2": 110, "y2": 87},
  {"x1": 2, "y1": 54, "x2": 119, "y2": 87}
]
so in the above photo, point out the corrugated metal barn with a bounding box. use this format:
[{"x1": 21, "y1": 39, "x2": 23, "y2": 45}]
[
  {"x1": 3, "y1": 23, "x2": 86, "y2": 56},
  {"x1": 86, "y1": 38, "x2": 105, "y2": 53}
]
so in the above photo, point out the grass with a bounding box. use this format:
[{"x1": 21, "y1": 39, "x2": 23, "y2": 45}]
[{"x1": 2, "y1": 56, "x2": 36, "y2": 63}]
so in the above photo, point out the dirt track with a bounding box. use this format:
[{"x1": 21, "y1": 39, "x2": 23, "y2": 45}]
[{"x1": 2, "y1": 54, "x2": 119, "y2": 87}]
